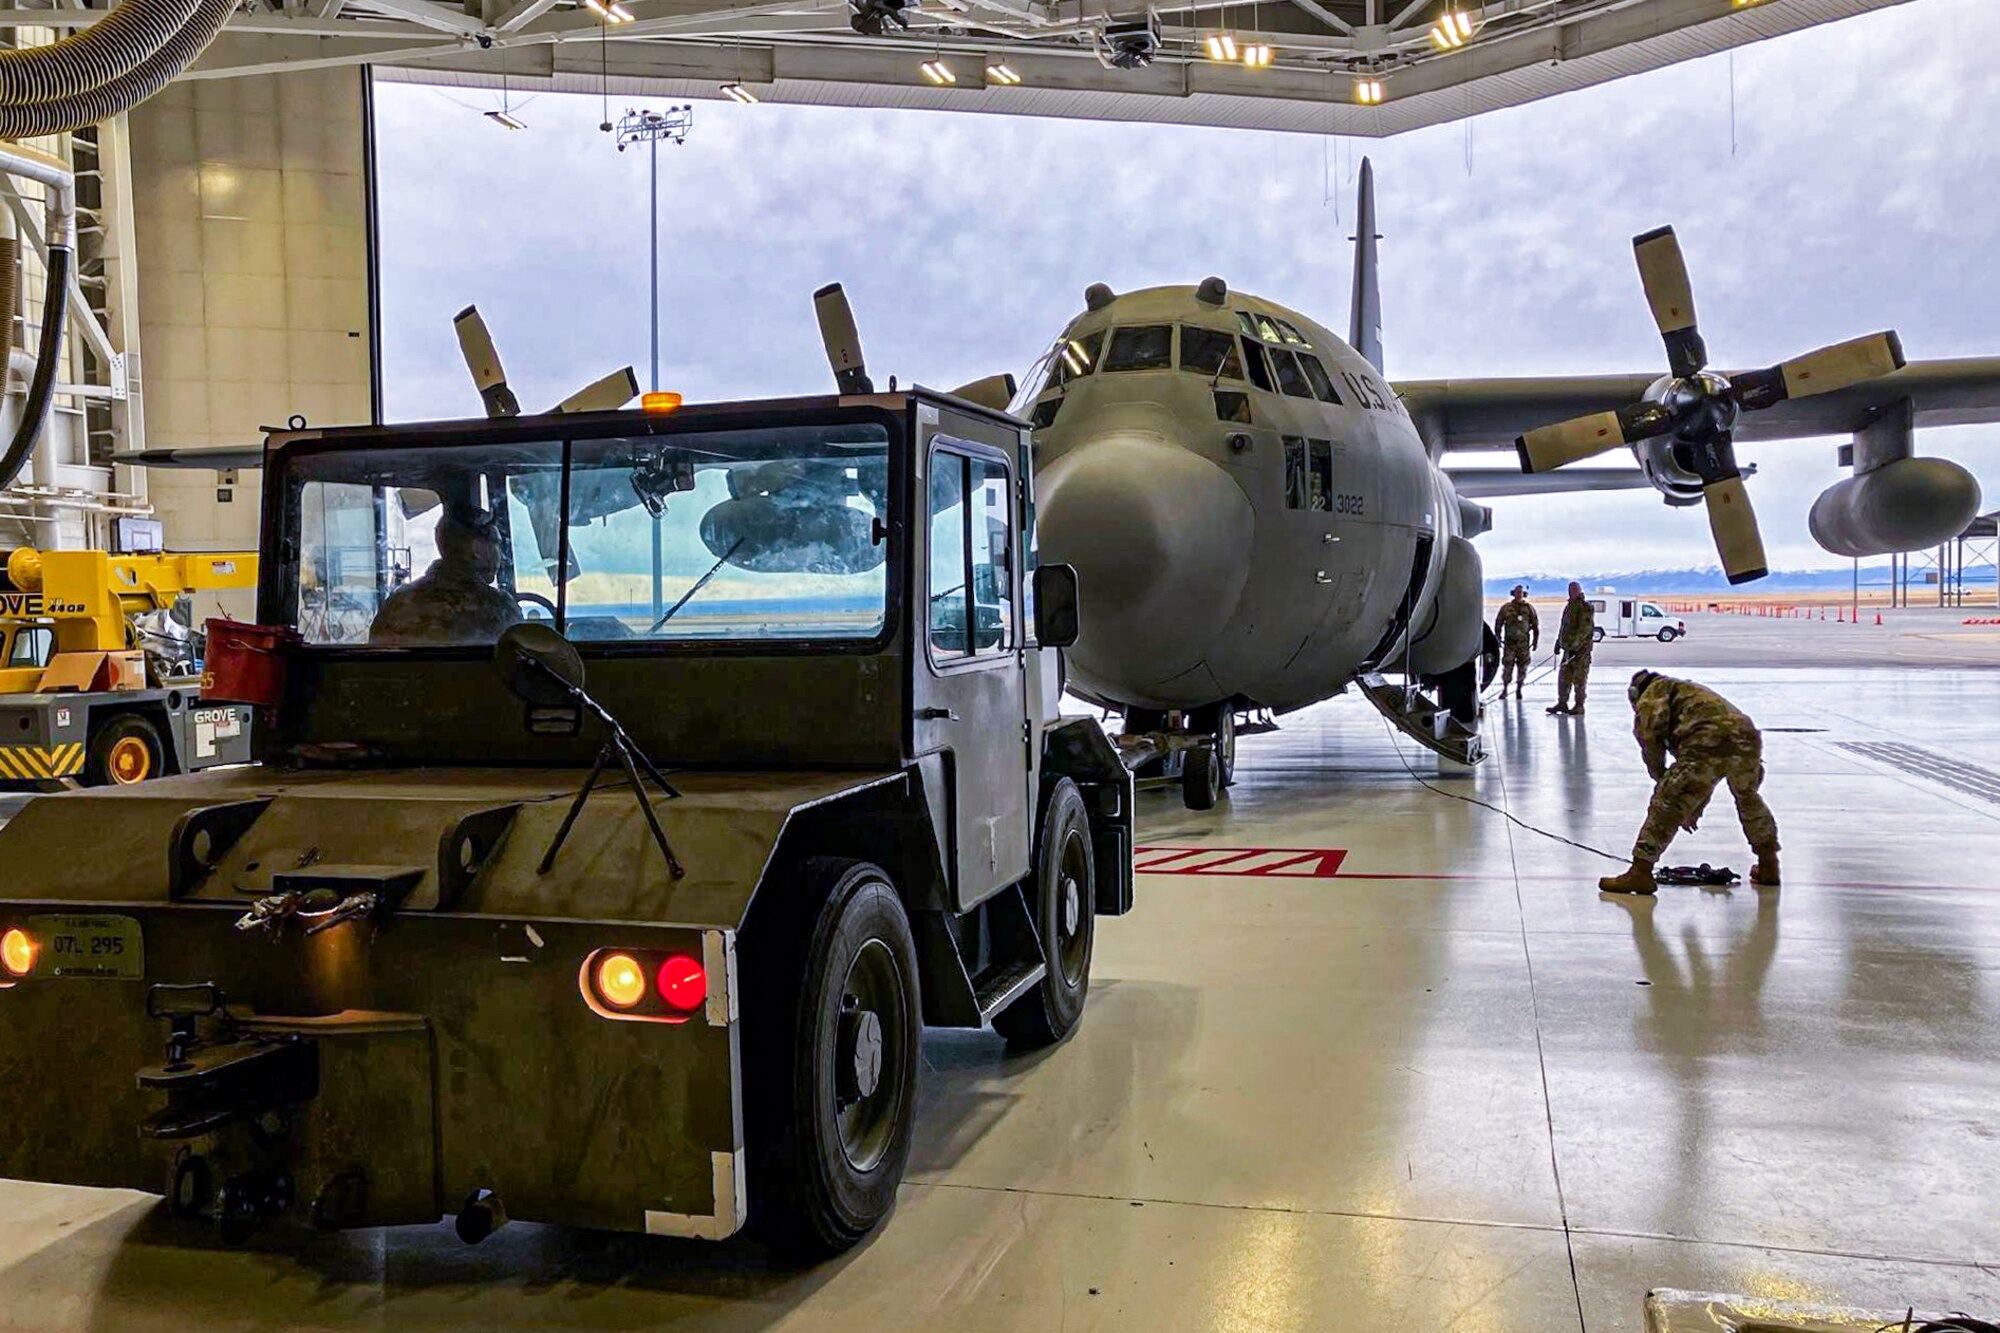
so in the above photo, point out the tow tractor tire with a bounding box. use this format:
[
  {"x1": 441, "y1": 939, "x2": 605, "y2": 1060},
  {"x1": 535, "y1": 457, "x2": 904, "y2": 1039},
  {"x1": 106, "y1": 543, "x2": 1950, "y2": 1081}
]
[
  {"x1": 1658, "y1": 626, "x2": 1679, "y2": 643},
  {"x1": 85, "y1": 713, "x2": 164, "y2": 787},
  {"x1": 744, "y1": 859, "x2": 920, "y2": 1258},
  {"x1": 995, "y1": 780, "x2": 1096, "y2": 1048},
  {"x1": 1182, "y1": 745, "x2": 1220, "y2": 811}
]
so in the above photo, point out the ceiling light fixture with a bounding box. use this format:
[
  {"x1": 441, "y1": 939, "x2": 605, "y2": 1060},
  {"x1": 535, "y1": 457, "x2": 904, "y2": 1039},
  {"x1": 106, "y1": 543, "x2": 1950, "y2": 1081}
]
[
  {"x1": 484, "y1": 108, "x2": 527, "y2": 129},
  {"x1": 1239, "y1": 41, "x2": 1273, "y2": 69},
  {"x1": 1354, "y1": 76, "x2": 1385, "y2": 105},
  {"x1": 1428, "y1": 6, "x2": 1474, "y2": 48},
  {"x1": 607, "y1": 1, "x2": 634, "y2": 18},
  {"x1": 920, "y1": 58, "x2": 957, "y2": 85},
  {"x1": 1204, "y1": 32, "x2": 1237, "y2": 61},
  {"x1": 720, "y1": 81, "x2": 760, "y2": 103},
  {"x1": 985, "y1": 61, "x2": 1022, "y2": 85}
]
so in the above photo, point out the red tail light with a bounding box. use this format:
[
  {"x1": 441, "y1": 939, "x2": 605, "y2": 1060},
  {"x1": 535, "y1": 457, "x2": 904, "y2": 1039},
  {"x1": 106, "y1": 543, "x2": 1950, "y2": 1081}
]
[{"x1": 658, "y1": 955, "x2": 707, "y2": 1011}]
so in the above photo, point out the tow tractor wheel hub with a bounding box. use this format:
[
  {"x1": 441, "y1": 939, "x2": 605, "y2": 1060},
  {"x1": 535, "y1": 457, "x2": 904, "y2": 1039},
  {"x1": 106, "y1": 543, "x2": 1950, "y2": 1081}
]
[
  {"x1": 1061, "y1": 875, "x2": 1081, "y2": 938},
  {"x1": 838, "y1": 1004, "x2": 884, "y2": 1103}
]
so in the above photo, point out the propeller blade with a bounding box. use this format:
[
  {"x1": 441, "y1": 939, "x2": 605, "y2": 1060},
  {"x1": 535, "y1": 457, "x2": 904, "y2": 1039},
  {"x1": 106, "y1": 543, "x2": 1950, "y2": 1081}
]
[
  {"x1": 814, "y1": 283, "x2": 874, "y2": 395},
  {"x1": 1702, "y1": 473, "x2": 1768, "y2": 584},
  {"x1": 949, "y1": 373, "x2": 1017, "y2": 412},
  {"x1": 453, "y1": 305, "x2": 521, "y2": 419},
  {"x1": 553, "y1": 366, "x2": 640, "y2": 414},
  {"x1": 1633, "y1": 226, "x2": 1707, "y2": 379},
  {"x1": 1515, "y1": 401, "x2": 1676, "y2": 473},
  {"x1": 1736, "y1": 331, "x2": 1906, "y2": 411}
]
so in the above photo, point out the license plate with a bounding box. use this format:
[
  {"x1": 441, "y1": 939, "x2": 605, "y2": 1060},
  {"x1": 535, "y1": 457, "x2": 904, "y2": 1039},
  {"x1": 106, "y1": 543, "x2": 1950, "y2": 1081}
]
[{"x1": 28, "y1": 913, "x2": 144, "y2": 979}]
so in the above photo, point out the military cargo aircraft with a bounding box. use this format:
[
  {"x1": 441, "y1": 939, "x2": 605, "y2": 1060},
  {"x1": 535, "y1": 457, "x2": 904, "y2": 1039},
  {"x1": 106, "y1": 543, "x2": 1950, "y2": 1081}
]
[{"x1": 918, "y1": 159, "x2": 1995, "y2": 801}]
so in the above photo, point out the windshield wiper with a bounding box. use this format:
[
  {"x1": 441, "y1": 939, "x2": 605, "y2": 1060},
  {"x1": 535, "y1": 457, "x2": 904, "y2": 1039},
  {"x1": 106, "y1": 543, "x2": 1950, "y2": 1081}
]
[{"x1": 649, "y1": 537, "x2": 744, "y2": 633}]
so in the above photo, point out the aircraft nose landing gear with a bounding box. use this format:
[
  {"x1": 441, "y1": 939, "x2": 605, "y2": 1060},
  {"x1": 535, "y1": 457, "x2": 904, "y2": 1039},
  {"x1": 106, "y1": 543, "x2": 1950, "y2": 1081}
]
[{"x1": 1115, "y1": 703, "x2": 1241, "y2": 811}]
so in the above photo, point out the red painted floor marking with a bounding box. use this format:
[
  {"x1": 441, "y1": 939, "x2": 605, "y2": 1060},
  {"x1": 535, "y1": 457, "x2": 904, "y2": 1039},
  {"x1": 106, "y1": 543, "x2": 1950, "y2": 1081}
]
[{"x1": 1133, "y1": 847, "x2": 1349, "y2": 878}]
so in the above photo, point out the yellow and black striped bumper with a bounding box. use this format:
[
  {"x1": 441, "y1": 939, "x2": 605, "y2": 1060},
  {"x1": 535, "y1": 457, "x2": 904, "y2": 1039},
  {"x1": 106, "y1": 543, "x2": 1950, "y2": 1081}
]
[{"x1": 0, "y1": 743, "x2": 84, "y2": 781}]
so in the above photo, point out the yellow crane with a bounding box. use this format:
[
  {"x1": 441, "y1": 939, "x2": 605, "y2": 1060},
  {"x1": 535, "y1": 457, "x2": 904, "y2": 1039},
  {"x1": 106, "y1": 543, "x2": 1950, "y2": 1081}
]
[{"x1": 0, "y1": 546, "x2": 258, "y2": 785}]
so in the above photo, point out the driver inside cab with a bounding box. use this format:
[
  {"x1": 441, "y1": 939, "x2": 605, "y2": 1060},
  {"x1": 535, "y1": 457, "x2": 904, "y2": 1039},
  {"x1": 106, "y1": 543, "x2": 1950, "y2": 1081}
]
[{"x1": 368, "y1": 508, "x2": 522, "y2": 646}]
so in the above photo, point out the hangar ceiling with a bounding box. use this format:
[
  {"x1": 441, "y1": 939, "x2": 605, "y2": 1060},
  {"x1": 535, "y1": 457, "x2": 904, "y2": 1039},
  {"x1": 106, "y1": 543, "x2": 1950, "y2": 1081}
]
[{"x1": 1, "y1": 0, "x2": 1916, "y2": 134}]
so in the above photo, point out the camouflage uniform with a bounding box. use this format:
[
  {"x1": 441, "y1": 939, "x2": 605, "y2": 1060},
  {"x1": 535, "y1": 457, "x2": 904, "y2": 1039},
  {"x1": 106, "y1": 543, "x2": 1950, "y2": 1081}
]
[
  {"x1": 1554, "y1": 596, "x2": 1594, "y2": 710},
  {"x1": 1494, "y1": 599, "x2": 1539, "y2": 693},
  {"x1": 369, "y1": 518, "x2": 522, "y2": 647},
  {"x1": 1629, "y1": 674, "x2": 1780, "y2": 862}
]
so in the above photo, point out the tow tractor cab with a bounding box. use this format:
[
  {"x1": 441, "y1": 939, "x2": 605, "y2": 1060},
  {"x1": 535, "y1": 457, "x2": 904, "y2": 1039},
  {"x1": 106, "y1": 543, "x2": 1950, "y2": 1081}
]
[
  {"x1": 1587, "y1": 597, "x2": 1687, "y2": 643},
  {"x1": 0, "y1": 389, "x2": 1133, "y2": 1254}
]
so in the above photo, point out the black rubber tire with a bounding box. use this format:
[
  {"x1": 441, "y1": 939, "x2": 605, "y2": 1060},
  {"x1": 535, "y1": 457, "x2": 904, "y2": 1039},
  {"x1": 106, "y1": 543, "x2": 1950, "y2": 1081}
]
[
  {"x1": 1188, "y1": 703, "x2": 1236, "y2": 787},
  {"x1": 994, "y1": 780, "x2": 1096, "y2": 1048},
  {"x1": 1592, "y1": 626, "x2": 1607, "y2": 644},
  {"x1": 1182, "y1": 745, "x2": 1220, "y2": 810},
  {"x1": 1657, "y1": 626, "x2": 1679, "y2": 643},
  {"x1": 1438, "y1": 659, "x2": 1480, "y2": 725},
  {"x1": 743, "y1": 859, "x2": 921, "y2": 1258},
  {"x1": 84, "y1": 712, "x2": 164, "y2": 786}
]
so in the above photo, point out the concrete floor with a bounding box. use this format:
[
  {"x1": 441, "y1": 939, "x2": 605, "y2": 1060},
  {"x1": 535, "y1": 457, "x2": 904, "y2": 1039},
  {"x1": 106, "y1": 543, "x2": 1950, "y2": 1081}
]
[{"x1": 3, "y1": 643, "x2": 1998, "y2": 1329}]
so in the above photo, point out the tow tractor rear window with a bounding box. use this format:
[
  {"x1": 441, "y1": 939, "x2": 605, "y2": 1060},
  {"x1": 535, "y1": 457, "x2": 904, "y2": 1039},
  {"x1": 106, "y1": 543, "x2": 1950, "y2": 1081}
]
[{"x1": 1103, "y1": 325, "x2": 1172, "y2": 372}]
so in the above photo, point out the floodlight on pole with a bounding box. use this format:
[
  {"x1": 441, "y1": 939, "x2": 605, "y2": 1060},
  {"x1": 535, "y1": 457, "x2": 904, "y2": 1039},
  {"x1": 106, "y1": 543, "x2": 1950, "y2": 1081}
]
[{"x1": 613, "y1": 103, "x2": 695, "y2": 622}]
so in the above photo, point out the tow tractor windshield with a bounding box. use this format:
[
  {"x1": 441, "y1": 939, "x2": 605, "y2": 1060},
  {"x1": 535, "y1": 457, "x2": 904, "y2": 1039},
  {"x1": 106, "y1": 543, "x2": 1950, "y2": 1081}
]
[{"x1": 282, "y1": 420, "x2": 892, "y2": 648}]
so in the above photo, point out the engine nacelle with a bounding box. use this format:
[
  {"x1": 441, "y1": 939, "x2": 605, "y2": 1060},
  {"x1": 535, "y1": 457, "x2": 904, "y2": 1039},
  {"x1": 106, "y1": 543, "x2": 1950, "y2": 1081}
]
[
  {"x1": 1407, "y1": 535, "x2": 1485, "y2": 676},
  {"x1": 1807, "y1": 456, "x2": 1981, "y2": 558},
  {"x1": 1633, "y1": 436, "x2": 1706, "y2": 508}
]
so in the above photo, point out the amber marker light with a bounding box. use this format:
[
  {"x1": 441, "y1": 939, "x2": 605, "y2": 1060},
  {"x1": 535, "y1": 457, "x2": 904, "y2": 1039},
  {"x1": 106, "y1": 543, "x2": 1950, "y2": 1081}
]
[
  {"x1": 2, "y1": 926, "x2": 34, "y2": 977},
  {"x1": 595, "y1": 952, "x2": 647, "y2": 1008},
  {"x1": 641, "y1": 391, "x2": 683, "y2": 414}
]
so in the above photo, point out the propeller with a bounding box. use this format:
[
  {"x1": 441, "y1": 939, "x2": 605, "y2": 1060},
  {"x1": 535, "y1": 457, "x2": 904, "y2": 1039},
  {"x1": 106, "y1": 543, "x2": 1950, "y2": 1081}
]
[
  {"x1": 1515, "y1": 226, "x2": 1907, "y2": 585},
  {"x1": 814, "y1": 283, "x2": 874, "y2": 395},
  {"x1": 454, "y1": 304, "x2": 639, "y2": 420}
]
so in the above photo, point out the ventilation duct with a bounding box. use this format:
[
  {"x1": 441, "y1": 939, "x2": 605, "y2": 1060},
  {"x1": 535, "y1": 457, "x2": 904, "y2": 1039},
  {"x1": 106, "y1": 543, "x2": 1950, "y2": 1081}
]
[
  {"x1": 0, "y1": 0, "x2": 237, "y2": 140},
  {"x1": 0, "y1": 0, "x2": 203, "y2": 107}
]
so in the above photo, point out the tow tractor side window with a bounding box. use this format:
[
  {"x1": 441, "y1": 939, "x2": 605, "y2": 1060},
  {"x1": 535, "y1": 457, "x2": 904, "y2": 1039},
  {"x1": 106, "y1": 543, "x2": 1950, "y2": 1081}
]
[
  {"x1": 1283, "y1": 437, "x2": 1308, "y2": 509},
  {"x1": 929, "y1": 449, "x2": 1017, "y2": 662},
  {"x1": 929, "y1": 455, "x2": 970, "y2": 661}
]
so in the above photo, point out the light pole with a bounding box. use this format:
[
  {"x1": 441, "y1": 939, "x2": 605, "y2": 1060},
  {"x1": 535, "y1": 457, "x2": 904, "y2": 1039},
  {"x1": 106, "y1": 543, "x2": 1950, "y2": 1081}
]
[{"x1": 612, "y1": 104, "x2": 692, "y2": 620}]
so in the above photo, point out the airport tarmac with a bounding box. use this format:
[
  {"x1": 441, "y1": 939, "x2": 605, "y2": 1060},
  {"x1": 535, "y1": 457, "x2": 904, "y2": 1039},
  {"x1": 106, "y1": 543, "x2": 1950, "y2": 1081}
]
[{"x1": 1, "y1": 624, "x2": 1996, "y2": 1330}]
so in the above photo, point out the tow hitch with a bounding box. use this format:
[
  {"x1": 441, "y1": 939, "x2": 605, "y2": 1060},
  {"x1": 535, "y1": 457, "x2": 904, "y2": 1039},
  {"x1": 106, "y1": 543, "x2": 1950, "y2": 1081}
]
[{"x1": 138, "y1": 983, "x2": 319, "y2": 1240}]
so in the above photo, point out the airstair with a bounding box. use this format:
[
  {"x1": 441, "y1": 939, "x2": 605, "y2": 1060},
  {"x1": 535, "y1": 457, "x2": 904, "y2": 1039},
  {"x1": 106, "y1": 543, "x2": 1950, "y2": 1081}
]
[{"x1": 1356, "y1": 674, "x2": 1485, "y2": 767}]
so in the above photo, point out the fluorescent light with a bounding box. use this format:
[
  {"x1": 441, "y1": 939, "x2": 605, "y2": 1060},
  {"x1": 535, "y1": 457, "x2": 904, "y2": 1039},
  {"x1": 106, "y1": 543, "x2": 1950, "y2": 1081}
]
[
  {"x1": 1240, "y1": 41, "x2": 1273, "y2": 69},
  {"x1": 720, "y1": 81, "x2": 760, "y2": 103},
  {"x1": 607, "y1": 1, "x2": 634, "y2": 19},
  {"x1": 920, "y1": 58, "x2": 957, "y2": 85},
  {"x1": 484, "y1": 109, "x2": 526, "y2": 129},
  {"x1": 1204, "y1": 32, "x2": 1236, "y2": 62},
  {"x1": 582, "y1": 0, "x2": 609, "y2": 15},
  {"x1": 985, "y1": 62, "x2": 1021, "y2": 85},
  {"x1": 1429, "y1": 7, "x2": 1474, "y2": 47},
  {"x1": 1354, "y1": 77, "x2": 1384, "y2": 105}
]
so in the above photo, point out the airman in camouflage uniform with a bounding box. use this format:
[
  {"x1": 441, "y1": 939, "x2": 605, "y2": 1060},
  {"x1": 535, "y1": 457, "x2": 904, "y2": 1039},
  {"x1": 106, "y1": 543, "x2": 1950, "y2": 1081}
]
[
  {"x1": 368, "y1": 510, "x2": 522, "y2": 647},
  {"x1": 1493, "y1": 585, "x2": 1539, "y2": 699},
  {"x1": 1600, "y1": 669, "x2": 1781, "y2": 894},
  {"x1": 1547, "y1": 581, "x2": 1594, "y2": 715}
]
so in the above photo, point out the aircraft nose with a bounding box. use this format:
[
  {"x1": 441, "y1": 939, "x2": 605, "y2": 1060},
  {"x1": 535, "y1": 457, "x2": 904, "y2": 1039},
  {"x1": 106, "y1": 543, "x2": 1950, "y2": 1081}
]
[{"x1": 1036, "y1": 433, "x2": 1253, "y2": 694}]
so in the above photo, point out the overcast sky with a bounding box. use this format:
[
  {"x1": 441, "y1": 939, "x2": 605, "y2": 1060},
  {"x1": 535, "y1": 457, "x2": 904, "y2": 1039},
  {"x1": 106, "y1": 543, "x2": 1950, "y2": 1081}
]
[{"x1": 374, "y1": 0, "x2": 2000, "y2": 577}]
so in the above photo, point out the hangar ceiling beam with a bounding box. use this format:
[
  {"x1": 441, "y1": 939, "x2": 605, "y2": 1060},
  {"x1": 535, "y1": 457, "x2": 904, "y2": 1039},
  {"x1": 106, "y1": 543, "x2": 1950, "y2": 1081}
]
[
  {"x1": 494, "y1": 0, "x2": 563, "y2": 30},
  {"x1": 345, "y1": 0, "x2": 492, "y2": 35}
]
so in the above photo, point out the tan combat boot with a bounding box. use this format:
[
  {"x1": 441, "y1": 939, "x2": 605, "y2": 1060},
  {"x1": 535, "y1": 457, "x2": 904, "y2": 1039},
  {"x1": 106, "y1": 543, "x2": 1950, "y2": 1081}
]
[
  {"x1": 1750, "y1": 849, "x2": 1780, "y2": 887},
  {"x1": 1599, "y1": 859, "x2": 1657, "y2": 895}
]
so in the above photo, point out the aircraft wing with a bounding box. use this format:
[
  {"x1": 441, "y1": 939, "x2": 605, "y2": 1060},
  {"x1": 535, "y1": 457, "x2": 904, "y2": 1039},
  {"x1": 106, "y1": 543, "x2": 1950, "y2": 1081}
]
[
  {"x1": 1445, "y1": 467, "x2": 1656, "y2": 498},
  {"x1": 1400, "y1": 357, "x2": 2000, "y2": 451},
  {"x1": 110, "y1": 445, "x2": 268, "y2": 470}
]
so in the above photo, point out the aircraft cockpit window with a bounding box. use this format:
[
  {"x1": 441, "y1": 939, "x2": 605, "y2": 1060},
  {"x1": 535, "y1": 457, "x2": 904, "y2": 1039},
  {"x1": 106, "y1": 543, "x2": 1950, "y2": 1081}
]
[
  {"x1": 1272, "y1": 349, "x2": 1315, "y2": 399},
  {"x1": 1103, "y1": 325, "x2": 1173, "y2": 373},
  {"x1": 1308, "y1": 439, "x2": 1334, "y2": 511},
  {"x1": 1030, "y1": 397, "x2": 1064, "y2": 430},
  {"x1": 1050, "y1": 330, "x2": 1104, "y2": 389},
  {"x1": 1179, "y1": 326, "x2": 1242, "y2": 380},
  {"x1": 1236, "y1": 312, "x2": 1259, "y2": 340},
  {"x1": 1214, "y1": 390, "x2": 1252, "y2": 424},
  {"x1": 1242, "y1": 341, "x2": 1275, "y2": 393},
  {"x1": 1298, "y1": 353, "x2": 1342, "y2": 404},
  {"x1": 1255, "y1": 314, "x2": 1284, "y2": 344},
  {"x1": 1282, "y1": 438, "x2": 1308, "y2": 509},
  {"x1": 1273, "y1": 319, "x2": 1309, "y2": 346}
]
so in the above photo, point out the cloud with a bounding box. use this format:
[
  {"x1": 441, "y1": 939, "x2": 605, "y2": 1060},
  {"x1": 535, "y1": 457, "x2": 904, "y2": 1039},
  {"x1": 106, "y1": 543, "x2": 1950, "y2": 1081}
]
[{"x1": 376, "y1": 0, "x2": 2000, "y2": 576}]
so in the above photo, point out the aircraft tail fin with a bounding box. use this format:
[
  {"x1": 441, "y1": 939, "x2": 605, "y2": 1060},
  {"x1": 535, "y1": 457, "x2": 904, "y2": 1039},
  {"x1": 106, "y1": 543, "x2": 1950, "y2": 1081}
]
[{"x1": 1349, "y1": 156, "x2": 1383, "y2": 374}]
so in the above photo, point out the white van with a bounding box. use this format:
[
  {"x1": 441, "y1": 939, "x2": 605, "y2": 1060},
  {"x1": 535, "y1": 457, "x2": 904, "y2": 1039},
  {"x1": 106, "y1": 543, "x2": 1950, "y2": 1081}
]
[{"x1": 1588, "y1": 598, "x2": 1687, "y2": 643}]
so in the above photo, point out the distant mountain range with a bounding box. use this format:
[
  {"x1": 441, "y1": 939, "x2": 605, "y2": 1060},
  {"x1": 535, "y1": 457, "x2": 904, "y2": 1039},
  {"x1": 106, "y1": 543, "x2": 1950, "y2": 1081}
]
[{"x1": 1486, "y1": 564, "x2": 1999, "y2": 596}]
